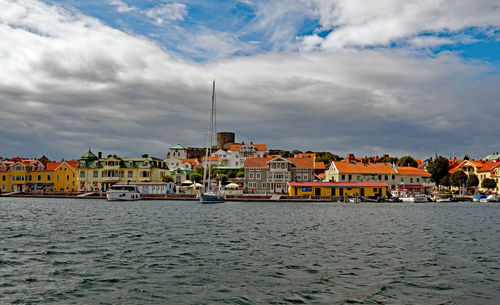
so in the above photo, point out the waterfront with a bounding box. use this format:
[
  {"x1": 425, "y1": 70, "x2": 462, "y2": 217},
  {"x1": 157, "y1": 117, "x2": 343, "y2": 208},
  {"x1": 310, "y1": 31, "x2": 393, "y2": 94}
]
[{"x1": 1, "y1": 198, "x2": 499, "y2": 304}]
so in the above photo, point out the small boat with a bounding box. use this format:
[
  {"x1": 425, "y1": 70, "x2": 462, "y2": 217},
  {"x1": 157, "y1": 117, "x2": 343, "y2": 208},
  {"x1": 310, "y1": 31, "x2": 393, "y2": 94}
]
[
  {"x1": 473, "y1": 195, "x2": 487, "y2": 202},
  {"x1": 435, "y1": 197, "x2": 452, "y2": 202},
  {"x1": 480, "y1": 195, "x2": 499, "y2": 203},
  {"x1": 400, "y1": 195, "x2": 428, "y2": 203},
  {"x1": 106, "y1": 184, "x2": 141, "y2": 201},
  {"x1": 199, "y1": 190, "x2": 225, "y2": 204}
]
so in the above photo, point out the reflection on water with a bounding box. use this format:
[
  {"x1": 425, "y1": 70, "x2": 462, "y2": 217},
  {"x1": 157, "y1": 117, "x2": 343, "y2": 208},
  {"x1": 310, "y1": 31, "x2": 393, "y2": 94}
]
[{"x1": 1, "y1": 198, "x2": 499, "y2": 304}]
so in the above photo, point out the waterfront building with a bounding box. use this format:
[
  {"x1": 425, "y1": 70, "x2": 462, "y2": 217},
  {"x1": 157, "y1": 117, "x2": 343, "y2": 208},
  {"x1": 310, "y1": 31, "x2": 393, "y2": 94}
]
[
  {"x1": 288, "y1": 181, "x2": 387, "y2": 197},
  {"x1": 229, "y1": 142, "x2": 268, "y2": 167},
  {"x1": 132, "y1": 182, "x2": 175, "y2": 194},
  {"x1": 169, "y1": 167, "x2": 194, "y2": 184},
  {"x1": 0, "y1": 158, "x2": 78, "y2": 192},
  {"x1": 324, "y1": 154, "x2": 433, "y2": 192},
  {"x1": 451, "y1": 159, "x2": 500, "y2": 192},
  {"x1": 41, "y1": 161, "x2": 79, "y2": 192},
  {"x1": 77, "y1": 150, "x2": 169, "y2": 191},
  {"x1": 483, "y1": 152, "x2": 500, "y2": 161},
  {"x1": 243, "y1": 155, "x2": 315, "y2": 194},
  {"x1": 0, "y1": 158, "x2": 41, "y2": 192}
]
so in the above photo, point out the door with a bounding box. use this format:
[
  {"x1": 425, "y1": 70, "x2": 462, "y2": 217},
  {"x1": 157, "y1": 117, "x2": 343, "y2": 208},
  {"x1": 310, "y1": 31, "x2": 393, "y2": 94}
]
[
  {"x1": 360, "y1": 188, "x2": 365, "y2": 196},
  {"x1": 339, "y1": 188, "x2": 344, "y2": 196},
  {"x1": 315, "y1": 188, "x2": 321, "y2": 196}
]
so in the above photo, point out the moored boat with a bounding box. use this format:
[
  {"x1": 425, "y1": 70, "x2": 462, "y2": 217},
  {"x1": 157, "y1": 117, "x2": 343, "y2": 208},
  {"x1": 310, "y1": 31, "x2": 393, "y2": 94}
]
[
  {"x1": 400, "y1": 195, "x2": 428, "y2": 203},
  {"x1": 106, "y1": 184, "x2": 141, "y2": 201}
]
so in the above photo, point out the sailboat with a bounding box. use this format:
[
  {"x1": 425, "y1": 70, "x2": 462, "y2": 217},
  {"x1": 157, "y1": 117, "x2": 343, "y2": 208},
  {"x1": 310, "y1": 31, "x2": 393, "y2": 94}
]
[{"x1": 199, "y1": 80, "x2": 225, "y2": 204}]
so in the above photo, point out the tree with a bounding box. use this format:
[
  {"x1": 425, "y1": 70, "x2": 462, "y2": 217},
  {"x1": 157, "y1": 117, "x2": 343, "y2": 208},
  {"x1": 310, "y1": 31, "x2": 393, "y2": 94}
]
[
  {"x1": 375, "y1": 156, "x2": 398, "y2": 164},
  {"x1": 463, "y1": 154, "x2": 471, "y2": 160},
  {"x1": 439, "y1": 174, "x2": 451, "y2": 187},
  {"x1": 291, "y1": 150, "x2": 302, "y2": 156},
  {"x1": 397, "y1": 155, "x2": 418, "y2": 167},
  {"x1": 465, "y1": 174, "x2": 479, "y2": 188},
  {"x1": 280, "y1": 151, "x2": 291, "y2": 158},
  {"x1": 481, "y1": 178, "x2": 497, "y2": 191},
  {"x1": 189, "y1": 172, "x2": 203, "y2": 182},
  {"x1": 427, "y1": 156, "x2": 449, "y2": 185},
  {"x1": 450, "y1": 170, "x2": 467, "y2": 187},
  {"x1": 162, "y1": 175, "x2": 174, "y2": 183},
  {"x1": 194, "y1": 166, "x2": 204, "y2": 175},
  {"x1": 219, "y1": 174, "x2": 229, "y2": 184},
  {"x1": 236, "y1": 169, "x2": 245, "y2": 178}
]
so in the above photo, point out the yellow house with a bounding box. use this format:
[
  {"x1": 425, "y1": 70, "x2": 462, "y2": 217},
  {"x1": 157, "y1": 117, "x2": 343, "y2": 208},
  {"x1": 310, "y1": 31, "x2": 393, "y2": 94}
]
[
  {"x1": 288, "y1": 181, "x2": 387, "y2": 197},
  {"x1": 452, "y1": 160, "x2": 500, "y2": 192},
  {"x1": 1, "y1": 159, "x2": 44, "y2": 192}
]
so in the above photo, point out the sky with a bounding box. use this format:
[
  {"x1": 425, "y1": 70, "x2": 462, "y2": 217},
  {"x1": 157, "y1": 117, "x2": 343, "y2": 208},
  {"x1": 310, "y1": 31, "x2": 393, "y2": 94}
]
[{"x1": 0, "y1": 0, "x2": 499, "y2": 161}]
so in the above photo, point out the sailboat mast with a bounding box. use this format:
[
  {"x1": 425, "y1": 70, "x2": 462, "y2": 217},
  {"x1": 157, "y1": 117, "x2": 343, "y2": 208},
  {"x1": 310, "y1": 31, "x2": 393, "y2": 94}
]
[{"x1": 203, "y1": 80, "x2": 216, "y2": 191}]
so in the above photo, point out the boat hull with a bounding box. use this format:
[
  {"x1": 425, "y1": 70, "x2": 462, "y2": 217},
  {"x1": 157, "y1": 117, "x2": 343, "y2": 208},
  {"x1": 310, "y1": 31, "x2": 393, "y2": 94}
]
[
  {"x1": 199, "y1": 192, "x2": 224, "y2": 204},
  {"x1": 400, "y1": 196, "x2": 428, "y2": 203},
  {"x1": 106, "y1": 191, "x2": 141, "y2": 201}
]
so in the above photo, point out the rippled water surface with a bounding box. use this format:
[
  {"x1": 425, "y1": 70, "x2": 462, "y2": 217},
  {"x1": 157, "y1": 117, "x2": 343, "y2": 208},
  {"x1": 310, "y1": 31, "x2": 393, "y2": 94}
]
[{"x1": 1, "y1": 198, "x2": 499, "y2": 304}]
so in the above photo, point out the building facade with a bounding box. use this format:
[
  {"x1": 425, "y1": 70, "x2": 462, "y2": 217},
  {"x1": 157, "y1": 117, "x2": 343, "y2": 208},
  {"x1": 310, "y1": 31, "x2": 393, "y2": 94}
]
[
  {"x1": 77, "y1": 150, "x2": 169, "y2": 191},
  {"x1": 243, "y1": 155, "x2": 315, "y2": 194}
]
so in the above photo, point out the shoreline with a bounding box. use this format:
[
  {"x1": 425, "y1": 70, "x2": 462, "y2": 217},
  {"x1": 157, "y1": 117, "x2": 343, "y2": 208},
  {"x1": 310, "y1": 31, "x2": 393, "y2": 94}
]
[{"x1": 0, "y1": 192, "x2": 475, "y2": 202}]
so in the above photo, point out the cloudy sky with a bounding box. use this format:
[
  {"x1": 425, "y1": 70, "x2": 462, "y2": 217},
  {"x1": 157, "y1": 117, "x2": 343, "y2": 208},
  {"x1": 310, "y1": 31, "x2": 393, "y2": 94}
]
[{"x1": 1, "y1": 0, "x2": 499, "y2": 160}]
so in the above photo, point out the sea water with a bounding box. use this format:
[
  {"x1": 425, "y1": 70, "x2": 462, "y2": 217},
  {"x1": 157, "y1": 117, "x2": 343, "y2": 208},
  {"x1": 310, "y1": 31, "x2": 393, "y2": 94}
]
[{"x1": 1, "y1": 198, "x2": 498, "y2": 304}]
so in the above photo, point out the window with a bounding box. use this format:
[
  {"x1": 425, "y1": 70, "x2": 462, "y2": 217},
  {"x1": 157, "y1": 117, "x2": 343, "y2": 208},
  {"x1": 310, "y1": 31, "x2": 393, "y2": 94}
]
[
  {"x1": 28, "y1": 175, "x2": 32, "y2": 181},
  {"x1": 400, "y1": 177, "x2": 404, "y2": 182},
  {"x1": 303, "y1": 174, "x2": 308, "y2": 181},
  {"x1": 385, "y1": 175, "x2": 388, "y2": 180},
  {"x1": 262, "y1": 182, "x2": 267, "y2": 188},
  {"x1": 410, "y1": 178, "x2": 414, "y2": 183},
  {"x1": 57, "y1": 175, "x2": 60, "y2": 181},
  {"x1": 66, "y1": 175, "x2": 69, "y2": 180},
  {"x1": 357, "y1": 175, "x2": 361, "y2": 181},
  {"x1": 121, "y1": 171, "x2": 124, "y2": 178},
  {"x1": 281, "y1": 163, "x2": 286, "y2": 169},
  {"x1": 392, "y1": 175, "x2": 395, "y2": 180},
  {"x1": 256, "y1": 173, "x2": 261, "y2": 179},
  {"x1": 1, "y1": 175, "x2": 5, "y2": 181},
  {"x1": 296, "y1": 174, "x2": 302, "y2": 181},
  {"x1": 37, "y1": 174, "x2": 41, "y2": 181},
  {"x1": 128, "y1": 171, "x2": 133, "y2": 178},
  {"x1": 249, "y1": 173, "x2": 254, "y2": 179},
  {"x1": 417, "y1": 178, "x2": 420, "y2": 183},
  {"x1": 1, "y1": 184, "x2": 5, "y2": 190},
  {"x1": 47, "y1": 174, "x2": 51, "y2": 181},
  {"x1": 248, "y1": 182, "x2": 257, "y2": 188},
  {"x1": 378, "y1": 175, "x2": 382, "y2": 180},
  {"x1": 80, "y1": 171, "x2": 85, "y2": 178},
  {"x1": 93, "y1": 171, "x2": 98, "y2": 178},
  {"x1": 348, "y1": 174, "x2": 352, "y2": 181},
  {"x1": 342, "y1": 174, "x2": 345, "y2": 180}
]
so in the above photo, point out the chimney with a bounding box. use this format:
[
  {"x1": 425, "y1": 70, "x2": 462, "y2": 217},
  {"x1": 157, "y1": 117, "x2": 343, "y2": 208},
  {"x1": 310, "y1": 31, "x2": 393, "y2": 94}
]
[{"x1": 98, "y1": 152, "x2": 102, "y2": 159}]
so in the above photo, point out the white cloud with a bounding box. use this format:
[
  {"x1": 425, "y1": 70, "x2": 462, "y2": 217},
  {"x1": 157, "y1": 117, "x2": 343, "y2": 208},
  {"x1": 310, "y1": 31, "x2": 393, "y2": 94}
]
[
  {"x1": 107, "y1": 0, "x2": 136, "y2": 13},
  {"x1": 145, "y1": 2, "x2": 187, "y2": 25},
  {"x1": 247, "y1": 0, "x2": 500, "y2": 51},
  {"x1": 0, "y1": 0, "x2": 499, "y2": 160}
]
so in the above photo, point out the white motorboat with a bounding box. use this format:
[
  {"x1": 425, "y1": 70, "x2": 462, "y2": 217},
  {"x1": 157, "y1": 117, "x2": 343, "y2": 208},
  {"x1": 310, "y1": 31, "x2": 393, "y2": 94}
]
[
  {"x1": 399, "y1": 195, "x2": 428, "y2": 203},
  {"x1": 106, "y1": 184, "x2": 141, "y2": 201},
  {"x1": 480, "y1": 195, "x2": 499, "y2": 203}
]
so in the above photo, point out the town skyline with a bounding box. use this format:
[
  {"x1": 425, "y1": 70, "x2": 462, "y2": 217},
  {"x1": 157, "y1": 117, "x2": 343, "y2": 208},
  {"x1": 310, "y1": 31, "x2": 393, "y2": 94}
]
[{"x1": 1, "y1": 0, "x2": 499, "y2": 160}]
